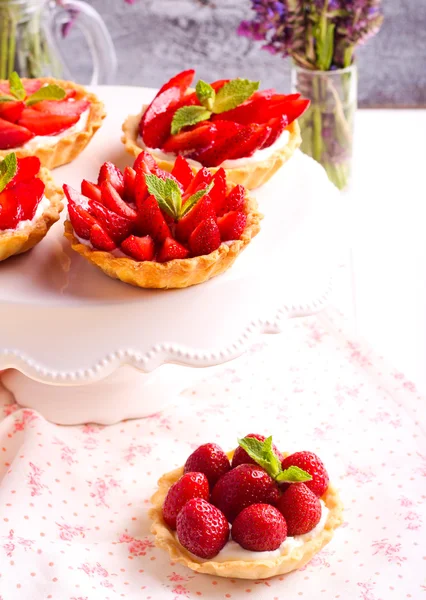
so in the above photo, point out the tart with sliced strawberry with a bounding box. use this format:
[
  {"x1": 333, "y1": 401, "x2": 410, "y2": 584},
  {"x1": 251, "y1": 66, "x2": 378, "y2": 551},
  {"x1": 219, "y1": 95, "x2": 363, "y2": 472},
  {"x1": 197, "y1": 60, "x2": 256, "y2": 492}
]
[
  {"x1": 0, "y1": 72, "x2": 105, "y2": 169},
  {"x1": 63, "y1": 151, "x2": 261, "y2": 289},
  {"x1": 150, "y1": 435, "x2": 343, "y2": 579},
  {"x1": 122, "y1": 69, "x2": 308, "y2": 189},
  {"x1": 0, "y1": 152, "x2": 64, "y2": 261}
]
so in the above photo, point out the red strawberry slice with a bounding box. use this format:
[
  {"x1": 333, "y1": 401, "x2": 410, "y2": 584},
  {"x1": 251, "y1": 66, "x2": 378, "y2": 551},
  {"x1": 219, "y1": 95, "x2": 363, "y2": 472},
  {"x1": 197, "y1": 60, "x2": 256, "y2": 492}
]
[
  {"x1": 81, "y1": 180, "x2": 102, "y2": 204},
  {"x1": 89, "y1": 199, "x2": 133, "y2": 243},
  {"x1": 225, "y1": 123, "x2": 271, "y2": 161},
  {"x1": 18, "y1": 108, "x2": 79, "y2": 136},
  {"x1": 208, "y1": 168, "x2": 227, "y2": 215},
  {"x1": 0, "y1": 187, "x2": 20, "y2": 230},
  {"x1": 121, "y1": 234, "x2": 155, "y2": 261},
  {"x1": 266, "y1": 97, "x2": 310, "y2": 124},
  {"x1": 89, "y1": 223, "x2": 117, "y2": 251},
  {"x1": 63, "y1": 183, "x2": 90, "y2": 211},
  {"x1": 175, "y1": 194, "x2": 216, "y2": 243},
  {"x1": 68, "y1": 203, "x2": 98, "y2": 239},
  {"x1": 14, "y1": 178, "x2": 45, "y2": 221},
  {"x1": 0, "y1": 101, "x2": 25, "y2": 123},
  {"x1": 190, "y1": 121, "x2": 242, "y2": 167},
  {"x1": 100, "y1": 181, "x2": 137, "y2": 221},
  {"x1": 189, "y1": 217, "x2": 221, "y2": 257},
  {"x1": 136, "y1": 194, "x2": 171, "y2": 243},
  {"x1": 219, "y1": 184, "x2": 245, "y2": 216},
  {"x1": 183, "y1": 167, "x2": 213, "y2": 200},
  {"x1": 141, "y1": 107, "x2": 178, "y2": 150},
  {"x1": 157, "y1": 69, "x2": 195, "y2": 96},
  {"x1": 133, "y1": 149, "x2": 157, "y2": 173},
  {"x1": 212, "y1": 96, "x2": 270, "y2": 125},
  {"x1": 217, "y1": 211, "x2": 247, "y2": 242},
  {"x1": 123, "y1": 166, "x2": 136, "y2": 201},
  {"x1": 261, "y1": 114, "x2": 288, "y2": 149},
  {"x1": 23, "y1": 79, "x2": 43, "y2": 95},
  {"x1": 162, "y1": 122, "x2": 216, "y2": 154},
  {"x1": 65, "y1": 89, "x2": 77, "y2": 100},
  {"x1": 171, "y1": 155, "x2": 194, "y2": 189},
  {"x1": 33, "y1": 98, "x2": 90, "y2": 117},
  {"x1": 0, "y1": 117, "x2": 34, "y2": 149},
  {"x1": 98, "y1": 162, "x2": 125, "y2": 196},
  {"x1": 6, "y1": 156, "x2": 41, "y2": 189},
  {"x1": 157, "y1": 236, "x2": 190, "y2": 262}
]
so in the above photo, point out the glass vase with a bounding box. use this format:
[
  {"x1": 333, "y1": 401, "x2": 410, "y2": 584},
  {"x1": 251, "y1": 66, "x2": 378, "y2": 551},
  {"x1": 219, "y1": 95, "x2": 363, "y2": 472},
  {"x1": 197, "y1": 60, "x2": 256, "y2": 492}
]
[
  {"x1": 0, "y1": 0, "x2": 117, "y2": 84},
  {"x1": 291, "y1": 64, "x2": 357, "y2": 191}
]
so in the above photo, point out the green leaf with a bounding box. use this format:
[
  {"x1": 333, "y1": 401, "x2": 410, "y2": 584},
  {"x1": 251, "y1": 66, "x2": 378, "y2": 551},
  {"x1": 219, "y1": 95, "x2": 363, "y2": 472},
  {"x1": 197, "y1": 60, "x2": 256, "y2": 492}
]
[
  {"x1": 171, "y1": 105, "x2": 212, "y2": 135},
  {"x1": 212, "y1": 79, "x2": 259, "y2": 114},
  {"x1": 26, "y1": 84, "x2": 66, "y2": 107},
  {"x1": 237, "y1": 435, "x2": 282, "y2": 479},
  {"x1": 196, "y1": 80, "x2": 216, "y2": 111},
  {"x1": 145, "y1": 173, "x2": 182, "y2": 220},
  {"x1": 0, "y1": 152, "x2": 18, "y2": 193},
  {"x1": 180, "y1": 181, "x2": 213, "y2": 218},
  {"x1": 0, "y1": 95, "x2": 16, "y2": 103},
  {"x1": 276, "y1": 466, "x2": 313, "y2": 483},
  {"x1": 9, "y1": 72, "x2": 26, "y2": 100}
]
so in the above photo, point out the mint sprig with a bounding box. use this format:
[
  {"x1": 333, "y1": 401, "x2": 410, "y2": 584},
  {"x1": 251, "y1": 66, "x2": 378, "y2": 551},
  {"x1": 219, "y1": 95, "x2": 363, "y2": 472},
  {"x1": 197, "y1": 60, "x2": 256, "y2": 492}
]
[
  {"x1": 171, "y1": 77, "x2": 259, "y2": 134},
  {"x1": 0, "y1": 152, "x2": 18, "y2": 193},
  {"x1": 0, "y1": 72, "x2": 66, "y2": 106},
  {"x1": 9, "y1": 72, "x2": 26, "y2": 100},
  {"x1": 145, "y1": 173, "x2": 212, "y2": 221},
  {"x1": 237, "y1": 436, "x2": 312, "y2": 484}
]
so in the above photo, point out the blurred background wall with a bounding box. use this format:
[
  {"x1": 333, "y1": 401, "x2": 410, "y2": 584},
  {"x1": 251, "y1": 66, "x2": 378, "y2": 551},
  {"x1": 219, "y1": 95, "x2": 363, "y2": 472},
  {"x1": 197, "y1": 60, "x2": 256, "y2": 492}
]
[{"x1": 74, "y1": 0, "x2": 426, "y2": 106}]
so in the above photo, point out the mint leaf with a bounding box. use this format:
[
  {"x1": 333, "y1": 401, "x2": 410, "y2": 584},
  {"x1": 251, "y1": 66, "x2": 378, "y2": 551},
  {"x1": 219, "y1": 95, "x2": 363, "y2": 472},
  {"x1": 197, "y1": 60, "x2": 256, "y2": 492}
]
[
  {"x1": 0, "y1": 95, "x2": 16, "y2": 103},
  {"x1": 0, "y1": 152, "x2": 18, "y2": 193},
  {"x1": 26, "y1": 84, "x2": 66, "y2": 106},
  {"x1": 212, "y1": 79, "x2": 259, "y2": 114},
  {"x1": 9, "y1": 72, "x2": 26, "y2": 100},
  {"x1": 180, "y1": 181, "x2": 213, "y2": 218},
  {"x1": 262, "y1": 436, "x2": 282, "y2": 478},
  {"x1": 196, "y1": 80, "x2": 215, "y2": 111},
  {"x1": 276, "y1": 466, "x2": 312, "y2": 484},
  {"x1": 171, "y1": 105, "x2": 212, "y2": 135},
  {"x1": 237, "y1": 436, "x2": 281, "y2": 479},
  {"x1": 145, "y1": 173, "x2": 181, "y2": 220}
]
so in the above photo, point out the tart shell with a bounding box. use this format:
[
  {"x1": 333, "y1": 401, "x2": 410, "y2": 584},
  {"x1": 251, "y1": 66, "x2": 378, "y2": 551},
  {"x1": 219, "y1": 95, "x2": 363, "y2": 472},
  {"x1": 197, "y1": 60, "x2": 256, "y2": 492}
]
[
  {"x1": 0, "y1": 167, "x2": 64, "y2": 262},
  {"x1": 122, "y1": 109, "x2": 302, "y2": 190},
  {"x1": 0, "y1": 78, "x2": 106, "y2": 169},
  {"x1": 64, "y1": 185, "x2": 262, "y2": 289},
  {"x1": 149, "y1": 453, "x2": 344, "y2": 580}
]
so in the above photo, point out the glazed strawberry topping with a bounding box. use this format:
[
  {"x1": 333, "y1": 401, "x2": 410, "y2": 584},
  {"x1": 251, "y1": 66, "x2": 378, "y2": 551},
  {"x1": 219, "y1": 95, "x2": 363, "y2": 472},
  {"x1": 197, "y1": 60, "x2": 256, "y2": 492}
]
[
  {"x1": 232, "y1": 503, "x2": 287, "y2": 552},
  {"x1": 139, "y1": 70, "x2": 309, "y2": 166},
  {"x1": 0, "y1": 153, "x2": 45, "y2": 231},
  {"x1": 162, "y1": 472, "x2": 209, "y2": 530},
  {"x1": 65, "y1": 152, "x2": 249, "y2": 262}
]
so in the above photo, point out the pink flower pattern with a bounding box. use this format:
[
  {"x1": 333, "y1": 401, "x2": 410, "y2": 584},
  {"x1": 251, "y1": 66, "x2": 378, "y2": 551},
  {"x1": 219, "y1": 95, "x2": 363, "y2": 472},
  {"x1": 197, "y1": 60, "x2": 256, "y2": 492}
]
[
  {"x1": 27, "y1": 462, "x2": 47, "y2": 497},
  {"x1": 1, "y1": 530, "x2": 34, "y2": 557},
  {"x1": 53, "y1": 438, "x2": 77, "y2": 465},
  {"x1": 87, "y1": 477, "x2": 121, "y2": 508},
  {"x1": 56, "y1": 521, "x2": 88, "y2": 541},
  {"x1": 118, "y1": 533, "x2": 154, "y2": 556},
  {"x1": 123, "y1": 443, "x2": 152, "y2": 463},
  {"x1": 11, "y1": 408, "x2": 38, "y2": 433},
  {"x1": 371, "y1": 540, "x2": 407, "y2": 566}
]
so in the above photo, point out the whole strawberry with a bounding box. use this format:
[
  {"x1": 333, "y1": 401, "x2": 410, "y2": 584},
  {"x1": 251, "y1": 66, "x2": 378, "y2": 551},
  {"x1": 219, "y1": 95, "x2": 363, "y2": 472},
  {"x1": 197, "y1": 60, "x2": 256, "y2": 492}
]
[
  {"x1": 276, "y1": 483, "x2": 321, "y2": 536},
  {"x1": 211, "y1": 463, "x2": 280, "y2": 523},
  {"x1": 231, "y1": 433, "x2": 284, "y2": 469},
  {"x1": 281, "y1": 451, "x2": 329, "y2": 497},
  {"x1": 176, "y1": 498, "x2": 229, "y2": 559},
  {"x1": 232, "y1": 503, "x2": 287, "y2": 551},
  {"x1": 184, "y1": 443, "x2": 231, "y2": 488},
  {"x1": 162, "y1": 472, "x2": 209, "y2": 530}
]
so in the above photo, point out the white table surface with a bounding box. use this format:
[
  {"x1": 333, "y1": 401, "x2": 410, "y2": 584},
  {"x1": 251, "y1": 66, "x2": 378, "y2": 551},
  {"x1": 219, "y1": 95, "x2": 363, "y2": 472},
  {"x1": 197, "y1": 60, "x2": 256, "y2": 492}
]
[{"x1": 335, "y1": 109, "x2": 426, "y2": 395}]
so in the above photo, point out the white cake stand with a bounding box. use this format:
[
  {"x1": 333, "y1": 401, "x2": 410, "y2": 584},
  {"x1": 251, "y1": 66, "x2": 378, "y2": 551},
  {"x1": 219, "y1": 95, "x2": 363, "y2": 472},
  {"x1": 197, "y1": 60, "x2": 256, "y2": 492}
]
[{"x1": 0, "y1": 86, "x2": 343, "y2": 425}]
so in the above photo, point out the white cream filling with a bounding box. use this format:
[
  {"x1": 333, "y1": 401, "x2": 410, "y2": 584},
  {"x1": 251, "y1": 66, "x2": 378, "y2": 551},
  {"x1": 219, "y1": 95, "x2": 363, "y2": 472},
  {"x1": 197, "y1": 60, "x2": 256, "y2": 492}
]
[
  {"x1": 137, "y1": 128, "x2": 290, "y2": 169},
  {"x1": 21, "y1": 108, "x2": 90, "y2": 152},
  {"x1": 177, "y1": 500, "x2": 329, "y2": 563},
  {"x1": 74, "y1": 230, "x2": 127, "y2": 258},
  {"x1": 1, "y1": 194, "x2": 50, "y2": 233}
]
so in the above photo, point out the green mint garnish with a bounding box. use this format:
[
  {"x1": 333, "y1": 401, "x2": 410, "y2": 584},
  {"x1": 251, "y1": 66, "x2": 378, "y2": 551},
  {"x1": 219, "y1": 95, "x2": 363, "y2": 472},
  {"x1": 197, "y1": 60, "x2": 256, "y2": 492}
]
[
  {"x1": 0, "y1": 152, "x2": 18, "y2": 193},
  {"x1": 145, "y1": 173, "x2": 212, "y2": 221},
  {"x1": 196, "y1": 80, "x2": 215, "y2": 111},
  {"x1": 9, "y1": 72, "x2": 26, "y2": 100},
  {"x1": 212, "y1": 79, "x2": 259, "y2": 114},
  {"x1": 171, "y1": 105, "x2": 212, "y2": 136},
  {"x1": 180, "y1": 181, "x2": 213, "y2": 217},
  {"x1": 237, "y1": 435, "x2": 312, "y2": 484},
  {"x1": 26, "y1": 84, "x2": 66, "y2": 106}
]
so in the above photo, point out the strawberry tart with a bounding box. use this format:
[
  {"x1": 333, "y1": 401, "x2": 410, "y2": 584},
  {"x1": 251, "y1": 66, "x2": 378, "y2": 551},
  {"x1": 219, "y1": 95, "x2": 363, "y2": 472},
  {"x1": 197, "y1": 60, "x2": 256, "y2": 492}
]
[
  {"x1": 150, "y1": 434, "x2": 343, "y2": 579},
  {"x1": 122, "y1": 69, "x2": 308, "y2": 189},
  {"x1": 0, "y1": 72, "x2": 105, "y2": 169},
  {"x1": 63, "y1": 151, "x2": 261, "y2": 289},
  {"x1": 0, "y1": 152, "x2": 63, "y2": 261}
]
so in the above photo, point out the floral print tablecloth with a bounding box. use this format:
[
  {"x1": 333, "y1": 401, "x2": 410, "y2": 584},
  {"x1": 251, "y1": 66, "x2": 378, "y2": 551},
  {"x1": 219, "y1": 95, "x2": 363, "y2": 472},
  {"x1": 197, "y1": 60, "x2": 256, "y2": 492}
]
[{"x1": 0, "y1": 309, "x2": 425, "y2": 600}]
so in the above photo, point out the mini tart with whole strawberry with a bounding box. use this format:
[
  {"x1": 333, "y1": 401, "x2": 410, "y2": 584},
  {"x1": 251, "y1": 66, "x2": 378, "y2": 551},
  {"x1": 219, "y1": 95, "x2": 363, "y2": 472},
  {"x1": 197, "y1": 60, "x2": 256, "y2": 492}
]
[
  {"x1": 0, "y1": 153, "x2": 64, "y2": 261},
  {"x1": 0, "y1": 73, "x2": 105, "y2": 169},
  {"x1": 63, "y1": 152, "x2": 261, "y2": 289},
  {"x1": 150, "y1": 436, "x2": 343, "y2": 580},
  {"x1": 122, "y1": 70, "x2": 306, "y2": 190}
]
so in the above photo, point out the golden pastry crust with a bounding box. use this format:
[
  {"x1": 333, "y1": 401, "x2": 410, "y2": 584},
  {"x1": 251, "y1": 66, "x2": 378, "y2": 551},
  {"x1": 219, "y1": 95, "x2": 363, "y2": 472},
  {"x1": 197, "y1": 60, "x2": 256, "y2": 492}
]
[
  {"x1": 64, "y1": 185, "x2": 262, "y2": 289},
  {"x1": 0, "y1": 78, "x2": 106, "y2": 169},
  {"x1": 122, "y1": 108, "x2": 301, "y2": 190},
  {"x1": 0, "y1": 167, "x2": 64, "y2": 261},
  {"x1": 149, "y1": 453, "x2": 344, "y2": 580}
]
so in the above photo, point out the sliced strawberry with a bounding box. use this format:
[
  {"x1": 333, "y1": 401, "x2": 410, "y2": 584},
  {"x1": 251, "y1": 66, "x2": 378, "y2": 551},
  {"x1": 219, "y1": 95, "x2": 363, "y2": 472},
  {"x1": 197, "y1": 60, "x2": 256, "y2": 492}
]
[
  {"x1": 266, "y1": 97, "x2": 310, "y2": 124},
  {"x1": 0, "y1": 117, "x2": 34, "y2": 149},
  {"x1": 209, "y1": 168, "x2": 227, "y2": 215},
  {"x1": 212, "y1": 96, "x2": 270, "y2": 125},
  {"x1": 133, "y1": 150, "x2": 157, "y2": 173},
  {"x1": 227, "y1": 123, "x2": 271, "y2": 161},
  {"x1": 171, "y1": 155, "x2": 194, "y2": 189},
  {"x1": 157, "y1": 236, "x2": 190, "y2": 262},
  {"x1": 157, "y1": 69, "x2": 195, "y2": 96},
  {"x1": 190, "y1": 121, "x2": 242, "y2": 167},
  {"x1": 261, "y1": 114, "x2": 288, "y2": 149},
  {"x1": 0, "y1": 187, "x2": 20, "y2": 230},
  {"x1": 217, "y1": 211, "x2": 247, "y2": 241},
  {"x1": 89, "y1": 223, "x2": 117, "y2": 251},
  {"x1": 23, "y1": 79, "x2": 43, "y2": 95},
  {"x1": 189, "y1": 217, "x2": 221, "y2": 257},
  {"x1": 63, "y1": 183, "x2": 90, "y2": 210},
  {"x1": 33, "y1": 98, "x2": 90, "y2": 117},
  {"x1": 210, "y1": 79, "x2": 230, "y2": 92},
  {"x1": 162, "y1": 122, "x2": 216, "y2": 154},
  {"x1": 183, "y1": 167, "x2": 213, "y2": 200},
  {"x1": 121, "y1": 234, "x2": 154, "y2": 261},
  {"x1": 0, "y1": 101, "x2": 25, "y2": 123},
  {"x1": 219, "y1": 184, "x2": 245, "y2": 216},
  {"x1": 6, "y1": 156, "x2": 41, "y2": 189},
  {"x1": 137, "y1": 194, "x2": 171, "y2": 243},
  {"x1": 65, "y1": 89, "x2": 77, "y2": 100},
  {"x1": 123, "y1": 166, "x2": 136, "y2": 201},
  {"x1": 175, "y1": 194, "x2": 216, "y2": 243},
  {"x1": 81, "y1": 180, "x2": 102, "y2": 204},
  {"x1": 68, "y1": 203, "x2": 99, "y2": 239},
  {"x1": 134, "y1": 169, "x2": 149, "y2": 208},
  {"x1": 141, "y1": 107, "x2": 178, "y2": 149},
  {"x1": 100, "y1": 181, "x2": 137, "y2": 221},
  {"x1": 18, "y1": 108, "x2": 79, "y2": 135},
  {"x1": 14, "y1": 178, "x2": 45, "y2": 221},
  {"x1": 97, "y1": 162, "x2": 125, "y2": 196},
  {"x1": 89, "y1": 199, "x2": 133, "y2": 243}
]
